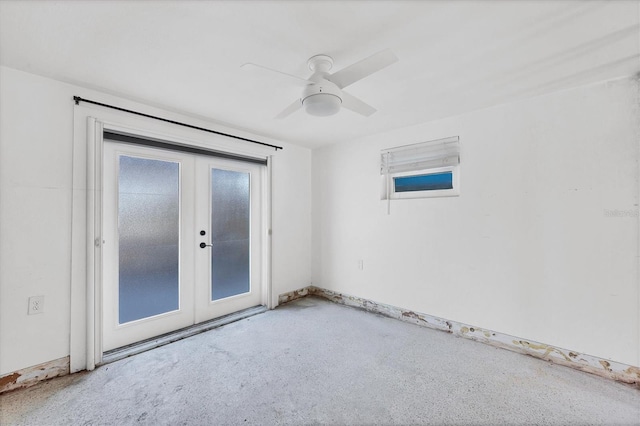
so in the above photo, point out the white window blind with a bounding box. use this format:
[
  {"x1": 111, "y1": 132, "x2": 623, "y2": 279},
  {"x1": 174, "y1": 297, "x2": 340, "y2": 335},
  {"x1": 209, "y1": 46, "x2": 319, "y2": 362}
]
[{"x1": 381, "y1": 136, "x2": 460, "y2": 175}]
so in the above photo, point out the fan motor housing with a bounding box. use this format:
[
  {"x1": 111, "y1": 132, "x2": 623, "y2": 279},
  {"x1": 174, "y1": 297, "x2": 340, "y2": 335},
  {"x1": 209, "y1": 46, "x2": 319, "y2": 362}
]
[
  {"x1": 301, "y1": 80, "x2": 342, "y2": 104},
  {"x1": 301, "y1": 80, "x2": 342, "y2": 116}
]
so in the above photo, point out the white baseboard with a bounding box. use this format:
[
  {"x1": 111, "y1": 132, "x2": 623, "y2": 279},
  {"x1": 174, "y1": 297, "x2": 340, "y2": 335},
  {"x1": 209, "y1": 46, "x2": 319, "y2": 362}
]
[
  {"x1": 278, "y1": 286, "x2": 640, "y2": 387},
  {"x1": 0, "y1": 356, "x2": 69, "y2": 394}
]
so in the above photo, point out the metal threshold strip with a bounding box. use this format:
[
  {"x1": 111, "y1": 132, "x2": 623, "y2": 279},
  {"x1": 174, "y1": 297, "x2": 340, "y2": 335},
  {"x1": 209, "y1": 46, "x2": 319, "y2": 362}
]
[{"x1": 100, "y1": 305, "x2": 268, "y2": 366}]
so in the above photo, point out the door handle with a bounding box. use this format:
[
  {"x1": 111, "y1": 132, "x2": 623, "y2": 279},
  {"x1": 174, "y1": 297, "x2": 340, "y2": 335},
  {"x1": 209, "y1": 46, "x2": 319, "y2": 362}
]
[{"x1": 199, "y1": 242, "x2": 212, "y2": 249}]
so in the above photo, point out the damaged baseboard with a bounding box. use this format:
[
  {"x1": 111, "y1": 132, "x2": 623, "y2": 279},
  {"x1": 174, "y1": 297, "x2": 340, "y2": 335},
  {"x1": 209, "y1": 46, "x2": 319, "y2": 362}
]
[
  {"x1": 279, "y1": 286, "x2": 640, "y2": 387},
  {"x1": 0, "y1": 356, "x2": 69, "y2": 394},
  {"x1": 4, "y1": 287, "x2": 637, "y2": 394},
  {"x1": 278, "y1": 286, "x2": 312, "y2": 305}
]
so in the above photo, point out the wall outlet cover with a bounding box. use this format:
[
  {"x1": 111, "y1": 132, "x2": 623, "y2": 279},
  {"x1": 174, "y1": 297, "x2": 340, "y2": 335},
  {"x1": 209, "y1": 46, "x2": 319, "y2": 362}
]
[{"x1": 28, "y1": 296, "x2": 44, "y2": 315}]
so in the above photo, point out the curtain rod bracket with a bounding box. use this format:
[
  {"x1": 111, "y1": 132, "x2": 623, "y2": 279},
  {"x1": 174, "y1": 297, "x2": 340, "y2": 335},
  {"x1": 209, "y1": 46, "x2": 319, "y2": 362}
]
[{"x1": 72, "y1": 95, "x2": 283, "y2": 151}]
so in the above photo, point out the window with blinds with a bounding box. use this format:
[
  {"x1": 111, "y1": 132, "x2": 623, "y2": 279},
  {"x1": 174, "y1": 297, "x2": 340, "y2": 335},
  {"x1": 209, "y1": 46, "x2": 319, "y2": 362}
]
[{"x1": 380, "y1": 136, "x2": 460, "y2": 202}]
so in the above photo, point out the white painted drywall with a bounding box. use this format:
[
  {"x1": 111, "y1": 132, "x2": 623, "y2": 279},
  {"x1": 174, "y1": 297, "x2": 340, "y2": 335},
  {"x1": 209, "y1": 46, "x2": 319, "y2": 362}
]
[
  {"x1": 0, "y1": 66, "x2": 312, "y2": 375},
  {"x1": 312, "y1": 77, "x2": 640, "y2": 366},
  {"x1": 0, "y1": 67, "x2": 74, "y2": 375},
  {"x1": 271, "y1": 145, "x2": 312, "y2": 307}
]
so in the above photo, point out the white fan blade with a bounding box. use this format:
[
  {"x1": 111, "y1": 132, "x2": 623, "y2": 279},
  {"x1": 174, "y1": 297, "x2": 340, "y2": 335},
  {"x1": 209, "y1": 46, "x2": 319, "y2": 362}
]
[
  {"x1": 341, "y1": 91, "x2": 377, "y2": 117},
  {"x1": 241, "y1": 63, "x2": 312, "y2": 86},
  {"x1": 329, "y1": 49, "x2": 398, "y2": 89},
  {"x1": 275, "y1": 99, "x2": 303, "y2": 119}
]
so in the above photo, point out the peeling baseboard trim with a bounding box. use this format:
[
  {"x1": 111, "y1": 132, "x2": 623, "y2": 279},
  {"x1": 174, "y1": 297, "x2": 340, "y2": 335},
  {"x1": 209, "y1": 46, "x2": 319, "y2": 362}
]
[
  {"x1": 4, "y1": 288, "x2": 638, "y2": 394},
  {"x1": 0, "y1": 356, "x2": 69, "y2": 394},
  {"x1": 279, "y1": 286, "x2": 640, "y2": 387},
  {"x1": 277, "y1": 286, "x2": 311, "y2": 305}
]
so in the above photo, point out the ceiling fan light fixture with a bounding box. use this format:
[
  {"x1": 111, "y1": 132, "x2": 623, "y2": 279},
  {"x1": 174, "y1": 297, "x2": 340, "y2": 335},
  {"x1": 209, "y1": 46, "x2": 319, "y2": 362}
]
[
  {"x1": 246, "y1": 49, "x2": 398, "y2": 119},
  {"x1": 303, "y1": 93, "x2": 342, "y2": 117}
]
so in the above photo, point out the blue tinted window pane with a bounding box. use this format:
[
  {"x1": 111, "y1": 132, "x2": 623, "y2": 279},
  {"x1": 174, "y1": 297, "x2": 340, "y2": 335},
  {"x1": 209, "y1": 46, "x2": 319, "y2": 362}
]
[
  {"x1": 394, "y1": 172, "x2": 453, "y2": 192},
  {"x1": 211, "y1": 169, "x2": 250, "y2": 301},
  {"x1": 118, "y1": 156, "x2": 180, "y2": 324}
]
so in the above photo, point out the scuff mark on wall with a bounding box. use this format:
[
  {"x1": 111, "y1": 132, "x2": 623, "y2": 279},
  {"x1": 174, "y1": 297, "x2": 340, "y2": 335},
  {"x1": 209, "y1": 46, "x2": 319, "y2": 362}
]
[
  {"x1": 0, "y1": 373, "x2": 21, "y2": 390},
  {"x1": 401, "y1": 311, "x2": 422, "y2": 321},
  {"x1": 624, "y1": 366, "x2": 640, "y2": 379},
  {"x1": 513, "y1": 340, "x2": 573, "y2": 362}
]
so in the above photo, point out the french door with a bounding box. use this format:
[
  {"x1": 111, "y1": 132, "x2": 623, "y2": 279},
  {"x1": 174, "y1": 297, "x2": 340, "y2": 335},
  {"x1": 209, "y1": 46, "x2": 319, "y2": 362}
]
[{"x1": 102, "y1": 141, "x2": 263, "y2": 351}]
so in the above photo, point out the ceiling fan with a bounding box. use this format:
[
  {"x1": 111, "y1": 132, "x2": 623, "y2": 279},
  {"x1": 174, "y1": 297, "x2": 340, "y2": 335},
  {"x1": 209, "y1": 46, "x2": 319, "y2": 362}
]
[{"x1": 241, "y1": 49, "x2": 398, "y2": 118}]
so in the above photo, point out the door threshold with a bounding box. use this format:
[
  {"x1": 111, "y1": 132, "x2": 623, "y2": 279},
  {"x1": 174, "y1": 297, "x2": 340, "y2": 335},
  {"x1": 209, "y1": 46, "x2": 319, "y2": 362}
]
[{"x1": 100, "y1": 305, "x2": 268, "y2": 366}]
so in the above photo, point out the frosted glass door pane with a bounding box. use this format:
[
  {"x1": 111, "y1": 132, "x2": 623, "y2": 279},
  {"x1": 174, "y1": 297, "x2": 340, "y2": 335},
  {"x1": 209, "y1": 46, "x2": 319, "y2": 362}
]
[
  {"x1": 211, "y1": 169, "x2": 250, "y2": 300},
  {"x1": 119, "y1": 156, "x2": 180, "y2": 323}
]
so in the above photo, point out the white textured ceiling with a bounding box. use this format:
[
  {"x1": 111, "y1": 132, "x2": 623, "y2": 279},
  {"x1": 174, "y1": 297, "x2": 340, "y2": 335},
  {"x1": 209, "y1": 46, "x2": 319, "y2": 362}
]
[{"x1": 1, "y1": 1, "x2": 638, "y2": 148}]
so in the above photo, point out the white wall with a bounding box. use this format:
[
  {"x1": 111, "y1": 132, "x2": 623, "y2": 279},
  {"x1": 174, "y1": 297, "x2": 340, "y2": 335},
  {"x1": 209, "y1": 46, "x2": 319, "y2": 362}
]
[
  {"x1": 0, "y1": 66, "x2": 312, "y2": 375},
  {"x1": 2, "y1": 64, "x2": 637, "y2": 376},
  {"x1": 271, "y1": 145, "x2": 312, "y2": 302},
  {"x1": 0, "y1": 67, "x2": 74, "y2": 375},
  {"x1": 312, "y1": 77, "x2": 640, "y2": 367}
]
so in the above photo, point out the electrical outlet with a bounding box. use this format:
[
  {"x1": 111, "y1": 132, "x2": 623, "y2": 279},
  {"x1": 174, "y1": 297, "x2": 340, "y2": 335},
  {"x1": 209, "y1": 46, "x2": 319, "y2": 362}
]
[
  {"x1": 28, "y1": 296, "x2": 44, "y2": 315},
  {"x1": 358, "y1": 259, "x2": 364, "y2": 270}
]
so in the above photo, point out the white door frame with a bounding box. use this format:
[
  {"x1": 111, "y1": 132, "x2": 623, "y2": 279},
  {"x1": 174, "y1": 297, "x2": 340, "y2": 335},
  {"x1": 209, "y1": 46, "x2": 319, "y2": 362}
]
[
  {"x1": 85, "y1": 117, "x2": 103, "y2": 371},
  {"x1": 71, "y1": 109, "x2": 274, "y2": 372}
]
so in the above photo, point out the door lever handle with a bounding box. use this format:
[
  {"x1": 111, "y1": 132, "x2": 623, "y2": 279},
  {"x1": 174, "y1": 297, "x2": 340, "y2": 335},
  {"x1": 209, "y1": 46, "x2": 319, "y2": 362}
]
[{"x1": 199, "y1": 242, "x2": 212, "y2": 249}]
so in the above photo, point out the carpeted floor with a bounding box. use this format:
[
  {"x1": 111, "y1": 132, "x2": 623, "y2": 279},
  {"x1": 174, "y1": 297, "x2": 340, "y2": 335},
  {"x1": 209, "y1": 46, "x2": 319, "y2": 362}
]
[{"x1": 1, "y1": 296, "x2": 639, "y2": 425}]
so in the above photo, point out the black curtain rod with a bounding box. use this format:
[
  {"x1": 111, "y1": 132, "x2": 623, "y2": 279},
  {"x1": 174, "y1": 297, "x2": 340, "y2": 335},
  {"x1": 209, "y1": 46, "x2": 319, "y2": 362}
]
[{"x1": 73, "y1": 96, "x2": 283, "y2": 151}]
